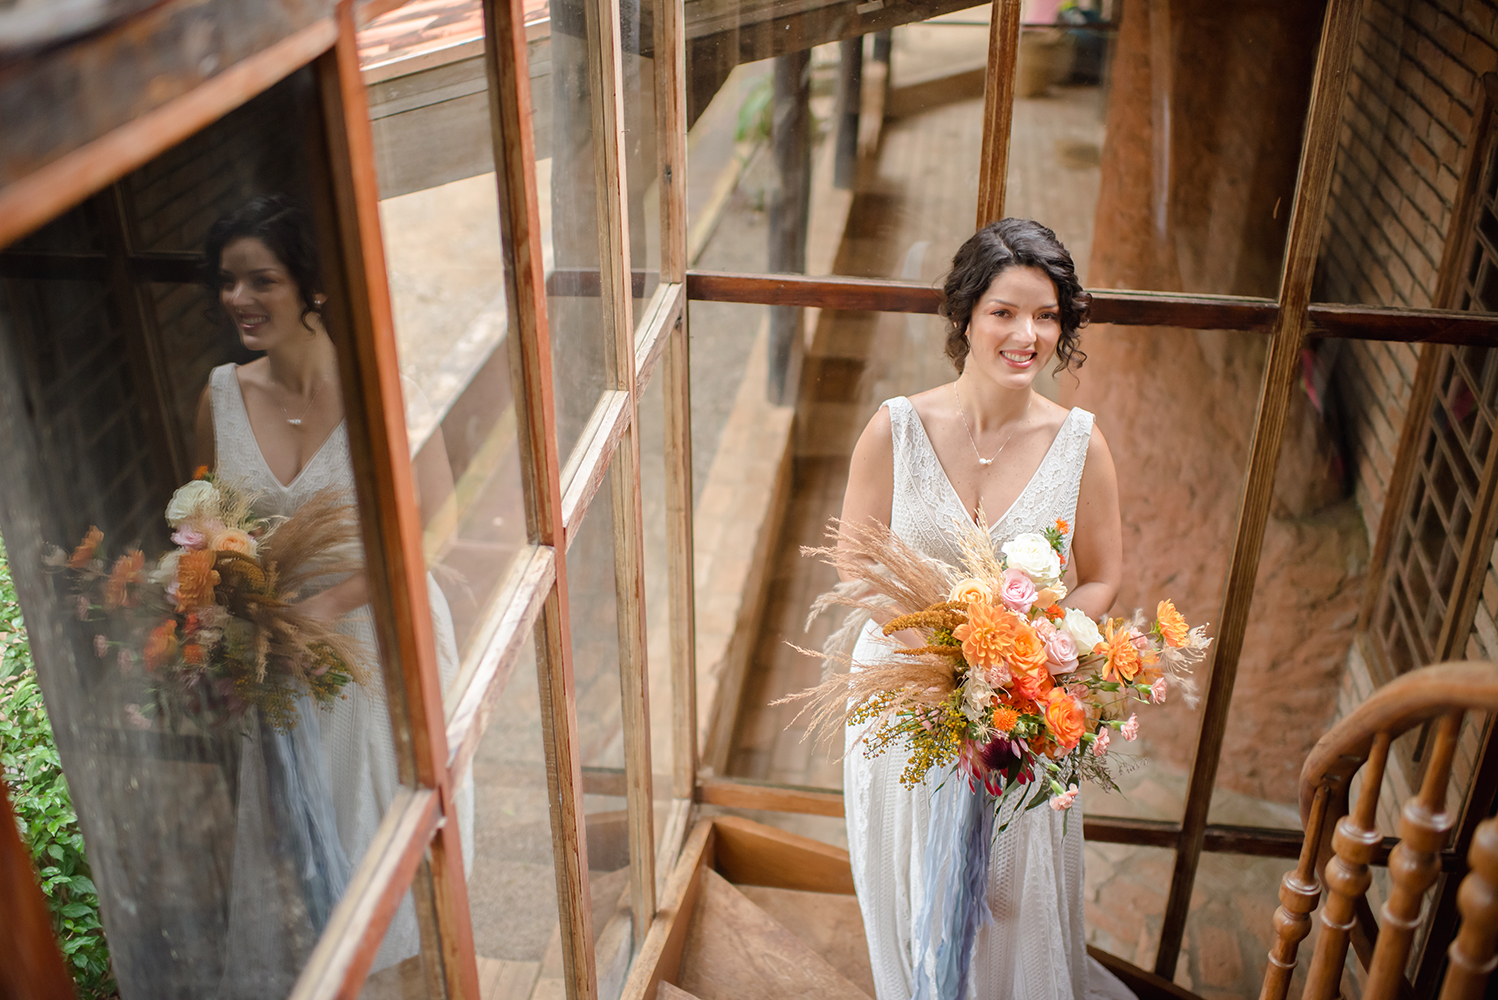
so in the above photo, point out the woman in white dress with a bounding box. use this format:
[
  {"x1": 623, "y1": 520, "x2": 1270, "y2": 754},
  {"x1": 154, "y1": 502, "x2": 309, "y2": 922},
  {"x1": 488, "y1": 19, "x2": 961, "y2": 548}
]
[
  {"x1": 194, "y1": 195, "x2": 468, "y2": 996},
  {"x1": 838, "y1": 219, "x2": 1129, "y2": 1000}
]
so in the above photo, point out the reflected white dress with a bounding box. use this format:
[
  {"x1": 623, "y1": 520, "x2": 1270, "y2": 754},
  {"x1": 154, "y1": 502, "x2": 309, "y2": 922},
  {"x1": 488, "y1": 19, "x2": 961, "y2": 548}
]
[
  {"x1": 211, "y1": 363, "x2": 471, "y2": 995},
  {"x1": 844, "y1": 397, "x2": 1133, "y2": 1000}
]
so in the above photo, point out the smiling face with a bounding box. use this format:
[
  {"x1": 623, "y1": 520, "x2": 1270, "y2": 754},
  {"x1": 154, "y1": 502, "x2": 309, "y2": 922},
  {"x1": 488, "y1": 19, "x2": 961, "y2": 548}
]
[
  {"x1": 963, "y1": 265, "x2": 1062, "y2": 388},
  {"x1": 218, "y1": 236, "x2": 318, "y2": 351}
]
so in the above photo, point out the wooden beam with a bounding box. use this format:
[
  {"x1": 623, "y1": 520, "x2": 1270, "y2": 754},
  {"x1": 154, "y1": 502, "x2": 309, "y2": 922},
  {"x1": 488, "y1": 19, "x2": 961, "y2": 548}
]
[
  {"x1": 657, "y1": 0, "x2": 689, "y2": 284},
  {"x1": 1154, "y1": 0, "x2": 1367, "y2": 977},
  {"x1": 0, "y1": 15, "x2": 338, "y2": 248},
  {"x1": 318, "y1": 10, "x2": 481, "y2": 997},
  {"x1": 665, "y1": 312, "x2": 699, "y2": 801},
  {"x1": 975, "y1": 0, "x2": 1021, "y2": 227},
  {"x1": 480, "y1": 0, "x2": 599, "y2": 991},
  {"x1": 696, "y1": 777, "x2": 845, "y2": 816},
  {"x1": 1308, "y1": 304, "x2": 1498, "y2": 346}
]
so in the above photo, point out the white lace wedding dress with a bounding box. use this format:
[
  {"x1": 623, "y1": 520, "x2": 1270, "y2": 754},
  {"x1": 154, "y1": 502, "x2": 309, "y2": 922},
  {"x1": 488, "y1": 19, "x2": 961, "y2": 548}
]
[
  {"x1": 211, "y1": 362, "x2": 471, "y2": 995},
  {"x1": 844, "y1": 396, "x2": 1134, "y2": 1000}
]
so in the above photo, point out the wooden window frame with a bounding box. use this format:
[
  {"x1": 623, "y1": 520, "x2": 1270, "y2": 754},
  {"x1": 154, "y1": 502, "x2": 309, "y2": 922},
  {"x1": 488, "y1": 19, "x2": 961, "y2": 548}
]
[{"x1": 16, "y1": 0, "x2": 1498, "y2": 995}]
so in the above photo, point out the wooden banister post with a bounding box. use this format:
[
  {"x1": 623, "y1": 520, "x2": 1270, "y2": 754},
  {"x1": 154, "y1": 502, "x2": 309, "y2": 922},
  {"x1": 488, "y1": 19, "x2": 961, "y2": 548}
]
[
  {"x1": 1439, "y1": 816, "x2": 1498, "y2": 999},
  {"x1": 1304, "y1": 732, "x2": 1392, "y2": 998},
  {"x1": 1261, "y1": 784, "x2": 1332, "y2": 1000},
  {"x1": 1367, "y1": 712, "x2": 1465, "y2": 1000}
]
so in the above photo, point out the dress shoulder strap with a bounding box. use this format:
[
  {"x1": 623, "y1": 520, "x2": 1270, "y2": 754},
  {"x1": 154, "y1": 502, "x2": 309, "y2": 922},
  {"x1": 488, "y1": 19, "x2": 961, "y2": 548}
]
[
  {"x1": 1055, "y1": 407, "x2": 1095, "y2": 530},
  {"x1": 209, "y1": 363, "x2": 256, "y2": 485}
]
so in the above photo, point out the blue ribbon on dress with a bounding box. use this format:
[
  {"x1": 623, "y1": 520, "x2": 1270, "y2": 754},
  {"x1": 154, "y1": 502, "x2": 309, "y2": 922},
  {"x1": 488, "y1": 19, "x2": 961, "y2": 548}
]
[
  {"x1": 912, "y1": 772, "x2": 995, "y2": 1000},
  {"x1": 260, "y1": 695, "x2": 352, "y2": 932}
]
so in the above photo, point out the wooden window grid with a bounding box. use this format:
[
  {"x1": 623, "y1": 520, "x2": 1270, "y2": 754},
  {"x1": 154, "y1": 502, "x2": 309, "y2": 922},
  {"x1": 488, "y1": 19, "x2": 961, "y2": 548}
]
[{"x1": 13, "y1": 0, "x2": 1498, "y2": 995}]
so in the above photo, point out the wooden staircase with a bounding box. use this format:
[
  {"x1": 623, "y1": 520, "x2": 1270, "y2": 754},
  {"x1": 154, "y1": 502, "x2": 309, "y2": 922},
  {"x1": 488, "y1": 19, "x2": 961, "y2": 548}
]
[{"x1": 623, "y1": 815, "x2": 1203, "y2": 1000}]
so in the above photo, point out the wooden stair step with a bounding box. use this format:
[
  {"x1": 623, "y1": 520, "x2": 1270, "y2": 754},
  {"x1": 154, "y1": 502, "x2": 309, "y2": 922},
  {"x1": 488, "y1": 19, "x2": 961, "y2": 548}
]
[
  {"x1": 657, "y1": 985, "x2": 703, "y2": 1000},
  {"x1": 735, "y1": 885, "x2": 875, "y2": 997},
  {"x1": 678, "y1": 867, "x2": 871, "y2": 1000}
]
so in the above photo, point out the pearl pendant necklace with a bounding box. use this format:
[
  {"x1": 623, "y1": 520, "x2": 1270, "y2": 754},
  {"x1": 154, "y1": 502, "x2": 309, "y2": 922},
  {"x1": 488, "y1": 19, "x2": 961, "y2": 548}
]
[
  {"x1": 278, "y1": 376, "x2": 320, "y2": 428},
  {"x1": 953, "y1": 381, "x2": 1029, "y2": 468}
]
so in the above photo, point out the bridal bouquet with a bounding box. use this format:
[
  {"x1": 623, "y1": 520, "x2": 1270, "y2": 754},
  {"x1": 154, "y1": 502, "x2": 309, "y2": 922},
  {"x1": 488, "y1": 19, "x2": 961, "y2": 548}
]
[
  {"x1": 788, "y1": 515, "x2": 1209, "y2": 820},
  {"x1": 51, "y1": 470, "x2": 367, "y2": 732}
]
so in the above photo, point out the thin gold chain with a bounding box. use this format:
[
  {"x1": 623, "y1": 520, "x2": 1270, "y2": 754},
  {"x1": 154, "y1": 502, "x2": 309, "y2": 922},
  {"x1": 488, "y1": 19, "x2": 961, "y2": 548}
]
[{"x1": 952, "y1": 382, "x2": 1029, "y2": 467}]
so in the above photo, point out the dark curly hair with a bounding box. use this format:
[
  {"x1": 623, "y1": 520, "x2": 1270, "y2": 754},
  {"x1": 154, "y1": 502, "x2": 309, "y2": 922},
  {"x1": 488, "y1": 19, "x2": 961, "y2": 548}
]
[
  {"x1": 938, "y1": 218, "x2": 1091, "y2": 374},
  {"x1": 202, "y1": 194, "x2": 325, "y2": 332}
]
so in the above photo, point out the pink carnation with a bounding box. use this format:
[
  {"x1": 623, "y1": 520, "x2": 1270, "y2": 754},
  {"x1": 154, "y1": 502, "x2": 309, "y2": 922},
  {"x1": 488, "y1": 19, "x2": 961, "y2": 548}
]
[
  {"x1": 1049, "y1": 783, "x2": 1079, "y2": 811},
  {"x1": 1092, "y1": 728, "x2": 1110, "y2": 756},
  {"x1": 171, "y1": 526, "x2": 207, "y2": 550},
  {"x1": 93, "y1": 634, "x2": 107, "y2": 658},
  {"x1": 1150, "y1": 677, "x2": 1168, "y2": 704},
  {"x1": 1121, "y1": 713, "x2": 1140, "y2": 742},
  {"x1": 998, "y1": 568, "x2": 1038, "y2": 614},
  {"x1": 125, "y1": 704, "x2": 151, "y2": 730}
]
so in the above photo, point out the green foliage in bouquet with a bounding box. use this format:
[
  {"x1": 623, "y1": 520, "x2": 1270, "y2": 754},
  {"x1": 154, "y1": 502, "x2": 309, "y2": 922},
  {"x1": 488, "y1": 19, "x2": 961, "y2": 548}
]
[{"x1": 0, "y1": 540, "x2": 116, "y2": 998}]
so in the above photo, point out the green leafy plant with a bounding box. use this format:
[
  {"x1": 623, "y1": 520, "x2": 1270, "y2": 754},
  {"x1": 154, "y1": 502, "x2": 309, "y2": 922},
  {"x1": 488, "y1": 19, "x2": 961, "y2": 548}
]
[{"x1": 0, "y1": 541, "x2": 116, "y2": 998}]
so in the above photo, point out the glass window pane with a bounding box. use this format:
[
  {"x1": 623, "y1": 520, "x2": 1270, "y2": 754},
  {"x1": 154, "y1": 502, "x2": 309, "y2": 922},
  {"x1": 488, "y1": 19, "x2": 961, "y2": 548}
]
[
  {"x1": 546, "y1": 0, "x2": 614, "y2": 463},
  {"x1": 0, "y1": 68, "x2": 442, "y2": 997},
  {"x1": 623, "y1": 0, "x2": 662, "y2": 320},
  {"x1": 359, "y1": 4, "x2": 531, "y2": 713}
]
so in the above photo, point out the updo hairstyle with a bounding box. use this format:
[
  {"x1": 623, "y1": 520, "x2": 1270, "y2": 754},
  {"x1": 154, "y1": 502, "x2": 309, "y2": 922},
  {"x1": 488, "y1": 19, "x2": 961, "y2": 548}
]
[
  {"x1": 938, "y1": 218, "x2": 1091, "y2": 374},
  {"x1": 202, "y1": 194, "x2": 325, "y2": 332}
]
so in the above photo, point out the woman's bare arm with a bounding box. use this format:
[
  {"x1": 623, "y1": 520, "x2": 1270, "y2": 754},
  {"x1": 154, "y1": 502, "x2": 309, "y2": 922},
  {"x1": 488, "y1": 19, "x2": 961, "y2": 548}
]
[
  {"x1": 837, "y1": 406, "x2": 896, "y2": 583},
  {"x1": 1064, "y1": 425, "x2": 1122, "y2": 619}
]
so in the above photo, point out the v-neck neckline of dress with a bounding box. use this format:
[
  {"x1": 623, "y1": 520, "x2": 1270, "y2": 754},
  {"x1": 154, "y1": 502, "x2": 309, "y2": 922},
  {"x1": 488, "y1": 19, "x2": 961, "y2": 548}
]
[
  {"x1": 230, "y1": 368, "x2": 344, "y2": 491},
  {"x1": 900, "y1": 397, "x2": 1075, "y2": 533}
]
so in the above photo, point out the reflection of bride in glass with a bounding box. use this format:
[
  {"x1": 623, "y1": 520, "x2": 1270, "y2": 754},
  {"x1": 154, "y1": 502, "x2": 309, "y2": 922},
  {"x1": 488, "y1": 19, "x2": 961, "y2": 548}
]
[{"x1": 197, "y1": 195, "x2": 467, "y2": 995}]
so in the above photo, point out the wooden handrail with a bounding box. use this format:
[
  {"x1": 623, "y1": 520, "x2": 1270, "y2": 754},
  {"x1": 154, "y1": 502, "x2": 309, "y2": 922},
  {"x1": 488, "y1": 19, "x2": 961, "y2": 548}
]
[{"x1": 1261, "y1": 662, "x2": 1498, "y2": 1000}]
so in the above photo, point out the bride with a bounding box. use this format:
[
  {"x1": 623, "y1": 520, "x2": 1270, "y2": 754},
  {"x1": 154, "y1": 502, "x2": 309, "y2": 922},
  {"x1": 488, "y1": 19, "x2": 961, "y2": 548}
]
[
  {"x1": 195, "y1": 194, "x2": 468, "y2": 996},
  {"x1": 838, "y1": 219, "x2": 1131, "y2": 999}
]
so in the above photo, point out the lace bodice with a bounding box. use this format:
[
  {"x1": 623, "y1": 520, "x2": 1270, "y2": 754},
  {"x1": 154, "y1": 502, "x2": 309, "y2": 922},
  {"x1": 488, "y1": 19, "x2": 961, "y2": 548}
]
[
  {"x1": 885, "y1": 395, "x2": 1094, "y2": 566},
  {"x1": 209, "y1": 363, "x2": 355, "y2": 520}
]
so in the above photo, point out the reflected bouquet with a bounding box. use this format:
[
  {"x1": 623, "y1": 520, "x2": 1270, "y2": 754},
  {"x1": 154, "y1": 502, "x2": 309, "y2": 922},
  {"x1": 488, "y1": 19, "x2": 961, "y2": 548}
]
[
  {"x1": 52, "y1": 470, "x2": 367, "y2": 731},
  {"x1": 787, "y1": 515, "x2": 1210, "y2": 818}
]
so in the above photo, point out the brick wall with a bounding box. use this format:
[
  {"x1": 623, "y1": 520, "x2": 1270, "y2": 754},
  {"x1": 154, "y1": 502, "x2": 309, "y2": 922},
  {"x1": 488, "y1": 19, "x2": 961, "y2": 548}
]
[{"x1": 1322, "y1": 0, "x2": 1498, "y2": 542}]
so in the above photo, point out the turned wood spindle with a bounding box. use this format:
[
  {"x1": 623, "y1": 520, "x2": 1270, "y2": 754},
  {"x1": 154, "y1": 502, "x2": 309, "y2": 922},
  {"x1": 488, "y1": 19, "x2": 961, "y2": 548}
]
[
  {"x1": 1439, "y1": 817, "x2": 1498, "y2": 1000},
  {"x1": 1366, "y1": 711, "x2": 1465, "y2": 1000},
  {"x1": 1261, "y1": 783, "x2": 1332, "y2": 1000},
  {"x1": 1304, "y1": 731, "x2": 1392, "y2": 1000}
]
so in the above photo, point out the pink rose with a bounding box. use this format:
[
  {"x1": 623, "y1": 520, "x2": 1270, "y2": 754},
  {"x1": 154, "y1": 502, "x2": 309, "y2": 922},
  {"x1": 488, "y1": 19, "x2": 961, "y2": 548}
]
[
  {"x1": 1121, "y1": 713, "x2": 1139, "y2": 742},
  {"x1": 171, "y1": 526, "x2": 207, "y2": 550},
  {"x1": 998, "y1": 568, "x2": 1038, "y2": 615},
  {"x1": 1049, "y1": 783, "x2": 1079, "y2": 811},
  {"x1": 1092, "y1": 728, "x2": 1110, "y2": 756},
  {"x1": 1043, "y1": 626, "x2": 1080, "y2": 675},
  {"x1": 1150, "y1": 677, "x2": 1168, "y2": 704}
]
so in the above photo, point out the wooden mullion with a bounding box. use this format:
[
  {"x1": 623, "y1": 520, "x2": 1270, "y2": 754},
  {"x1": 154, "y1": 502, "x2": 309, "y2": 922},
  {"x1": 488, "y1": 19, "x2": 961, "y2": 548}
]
[
  {"x1": 583, "y1": 0, "x2": 657, "y2": 945},
  {"x1": 290, "y1": 789, "x2": 443, "y2": 1000},
  {"x1": 1435, "y1": 383, "x2": 1498, "y2": 662},
  {"x1": 654, "y1": 0, "x2": 687, "y2": 283},
  {"x1": 320, "y1": 9, "x2": 481, "y2": 997},
  {"x1": 665, "y1": 309, "x2": 697, "y2": 802},
  {"x1": 480, "y1": 0, "x2": 598, "y2": 990},
  {"x1": 560, "y1": 390, "x2": 632, "y2": 546},
  {"x1": 974, "y1": 0, "x2": 1021, "y2": 227},
  {"x1": 1153, "y1": 0, "x2": 1366, "y2": 978},
  {"x1": 634, "y1": 281, "x2": 684, "y2": 395},
  {"x1": 445, "y1": 545, "x2": 557, "y2": 783}
]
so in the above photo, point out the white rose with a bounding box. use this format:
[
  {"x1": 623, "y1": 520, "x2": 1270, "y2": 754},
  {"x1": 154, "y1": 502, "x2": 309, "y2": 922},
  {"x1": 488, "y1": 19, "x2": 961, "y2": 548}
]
[
  {"x1": 1062, "y1": 607, "x2": 1105, "y2": 653},
  {"x1": 151, "y1": 551, "x2": 181, "y2": 586},
  {"x1": 165, "y1": 480, "x2": 219, "y2": 527},
  {"x1": 1001, "y1": 532, "x2": 1062, "y2": 586}
]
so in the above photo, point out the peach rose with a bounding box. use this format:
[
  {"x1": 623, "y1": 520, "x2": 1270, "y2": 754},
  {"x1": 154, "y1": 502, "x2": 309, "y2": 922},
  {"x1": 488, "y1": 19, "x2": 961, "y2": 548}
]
[
  {"x1": 1043, "y1": 688, "x2": 1087, "y2": 751},
  {"x1": 211, "y1": 528, "x2": 258, "y2": 557},
  {"x1": 1009, "y1": 637, "x2": 1054, "y2": 702},
  {"x1": 948, "y1": 577, "x2": 993, "y2": 606}
]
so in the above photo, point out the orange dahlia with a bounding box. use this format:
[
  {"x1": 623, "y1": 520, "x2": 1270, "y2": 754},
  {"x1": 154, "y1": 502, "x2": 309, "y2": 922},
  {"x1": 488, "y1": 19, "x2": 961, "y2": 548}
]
[
  {"x1": 1156, "y1": 599, "x2": 1189, "y2": 648},
  {"x1": 69, "y1": 526, "x2": 103, "y2": 570},
  {"x1": 1102, "y1": 619, "x2": 1141, "y2": 682},
  {"x1": 174, "y1": 549, "x2": 221, "y2": 612},
  {"x1": 104, "y1": 550, "x2": 144, "y2": 609},
  {"x1": 952, "y1": 601, "x2": 1020, "y2": 674},
  {"x1": 144, "y1": 620, "x2": 178, "y2": 673}
]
